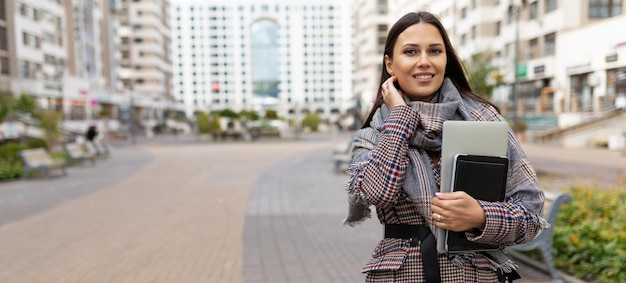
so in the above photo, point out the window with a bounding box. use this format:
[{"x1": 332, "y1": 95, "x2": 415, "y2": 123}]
[
  {"x1": 378, "y1": 36, "x2": 386, "y2": 45},
  {"x1": 0, "y1": 0, "x2": 5, "y2": 20},
  {"x1": 529, "y1": 1, "x2": 538, "y2": 20},
  {"x1": 589, "y1": 0, "x2": 622, "y2": 18},
  {"x1": 0, "y1": 27, "x2": 6, "y2": 50},
  {"x1": 606, "y1": 67, "x2": 626, "y2": 104},
  {"x1": 545, "y1": 0, "x2": 557, "y2": 13},
  {"x1": 544, "y1": 33, "x2": 555, "y2": 56},
  {"x1": 527, "y1": 38, "x2": 538, "y2": 59},
  {"x1": 570, "y1": 73, "x2": 593, "y2": 112},
  {"x1": 0, "y1": 56, "x2": 9, "y2": 75},
  {"x1": 507, "y1": 5, "x2": 515, "y2": 24}
]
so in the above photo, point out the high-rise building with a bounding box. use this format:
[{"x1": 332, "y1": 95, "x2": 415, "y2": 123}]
[
  {"x1": 0, "y1": 0, "x2": 16, "y2": 94},
  {"x1": 5, "y1": 0, "x2": 67, "y2": 112},
  {"x1": 171, "y1": 0, "x2": 353, "y2": 123},
  {"x1": 117, "y1": 0, "x2": 173, "y2": 102},
  {"x1": 351, "y1": 0, "x2": 389, "y2": 123}
]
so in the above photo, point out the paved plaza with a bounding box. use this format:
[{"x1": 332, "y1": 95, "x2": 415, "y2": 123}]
[{"x1": 0, "y1": 133, "x2": 623, "y2": 282}]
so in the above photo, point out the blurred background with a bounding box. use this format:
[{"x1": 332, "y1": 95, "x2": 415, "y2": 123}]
[
  {"x1": 0, "y1": 1, "x2": 625, "y2": 282},
  {"x1": 0, "y1": 0, "x2": 625, "y2": 150}
]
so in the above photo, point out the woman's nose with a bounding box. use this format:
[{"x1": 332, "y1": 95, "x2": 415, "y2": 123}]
[{"x1": 417, "y1": 53, "x2": 430, "y2": 67}]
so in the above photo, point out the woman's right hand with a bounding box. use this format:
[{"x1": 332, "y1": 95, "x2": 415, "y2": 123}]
[{"x1": 381, "y1": 76, "x2": 406, "y2": 109}]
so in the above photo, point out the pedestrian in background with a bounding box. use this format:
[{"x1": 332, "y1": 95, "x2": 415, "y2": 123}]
[
  {"x1": 343, "y1": 11, "x2": 548, "y2": 282},
  {"x1": 86, "y1": 125, "x2": 98, "y2": 142}
]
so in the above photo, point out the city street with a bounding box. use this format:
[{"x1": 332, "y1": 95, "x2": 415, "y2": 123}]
[{"x1": 1, "y1": 133, "x2": 622, "y2": 282}]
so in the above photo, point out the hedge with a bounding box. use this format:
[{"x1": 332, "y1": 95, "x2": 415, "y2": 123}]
[{"x1": 553, "y1": 186, "x2": 626, "y2": 282}]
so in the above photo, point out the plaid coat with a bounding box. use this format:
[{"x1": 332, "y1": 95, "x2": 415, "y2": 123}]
[{"x1": 349, "y1": 106, "x2": 546, "y2": 282}]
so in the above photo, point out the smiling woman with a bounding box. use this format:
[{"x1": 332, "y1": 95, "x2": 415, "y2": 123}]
[
  {"x1": 343, "y1": 11, "x2": 548, "y2": 283},
  {"x1": 383, "y1": 23, "x2": 447, "y2": 102}
]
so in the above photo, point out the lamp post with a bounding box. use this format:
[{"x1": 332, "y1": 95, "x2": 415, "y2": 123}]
[{"x1": 511, "y1": 0, "x2": 526, "y2": 133}]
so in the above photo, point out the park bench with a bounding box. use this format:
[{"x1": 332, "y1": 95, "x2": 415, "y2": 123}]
[
  {"x1": 510, "y1": 191, "x2": 572, "y2": 283},
  {"x1": 93, "y1": 140, "x2": 110, "y2": 158},
  {"x1": 332, "y1": 141, "x2": 354, "y2": 172},
  {"x1": 64, "y1": 143, "x2": 96, "y2": 166},
  {"x1": 84, "y1": 141, "x2": 109, "y2": 159},
  {"x1": 19, "y1": 148, "x2": 67, "y2": 179}
]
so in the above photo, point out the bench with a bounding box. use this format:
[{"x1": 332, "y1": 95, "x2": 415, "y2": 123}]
[
  {"x1": 19, "y1": 148, "x2": 67, "y2": 179},
  {"x1": 332, "y1": 141, "x2": 354, "y2": 172},
  {"x1": 511, "y1": 191, "x2": 572, "y2": 283},
  {"x1": 93, "y1": 140, "x2": 110, "y2": 158},
  {"x1": 64, "y1": 143, "x2": 96, "y2": 166},
  {"x1": 84, "y1": 141, "x2": 109, "y2": 159}
]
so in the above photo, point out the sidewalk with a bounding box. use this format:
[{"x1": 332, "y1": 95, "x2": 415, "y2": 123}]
[
  {"x1": 521, "y1": 142, "x2": 626, "y2": 189},
  {"x1": 0, "y1": 134, "x2": 603, "y2": 282}
]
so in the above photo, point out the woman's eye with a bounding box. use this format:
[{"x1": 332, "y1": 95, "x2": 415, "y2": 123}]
[
  {"x1": 404, "y1": 49, "x2": 417, "y2": 55},
  {"x1": 429, "y1": 48, "x2": 443, "y2": 54}
]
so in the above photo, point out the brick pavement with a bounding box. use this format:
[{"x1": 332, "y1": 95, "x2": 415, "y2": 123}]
[
  {"x1": 0, "y1": 133, "x2": 606, "y2": 282},
  {"x1": 0, "y1": 138, "x2": 334, "y2": 282},
  {"x1": 242, "y1": 139, "x2": 559, "y2": 283}
]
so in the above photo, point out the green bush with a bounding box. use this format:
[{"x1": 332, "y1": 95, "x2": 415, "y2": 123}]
[
  {"x1": 553, "y1": 186, "x2": 626, "y2": 282},
  {"x1": 0, "y1": 142, "x2": 27, "y2": 163},
  {"x1": 0, "y1": 158, "x2": 23, "y2": 180},
  {"x1": 26, "y1": 137, "x2": 48, "y2": 150}
]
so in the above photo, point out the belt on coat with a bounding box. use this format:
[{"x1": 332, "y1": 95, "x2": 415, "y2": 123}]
[{"x1": 384, "y1": 224, "x2": 441, "y2": 283}]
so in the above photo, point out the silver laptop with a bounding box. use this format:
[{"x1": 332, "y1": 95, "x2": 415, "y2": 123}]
[{"x1": 436, "y1": 120, "x2": 509, "y2": 254}]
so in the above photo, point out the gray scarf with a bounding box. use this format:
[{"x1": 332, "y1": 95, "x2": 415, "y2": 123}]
[{"x1": 344, "y1": 78, "x2": 522, "y2": 272}]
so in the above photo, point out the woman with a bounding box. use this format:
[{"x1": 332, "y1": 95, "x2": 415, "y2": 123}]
[{"x1": 344, "y1": 11, "x2": 548, "y2": 282}]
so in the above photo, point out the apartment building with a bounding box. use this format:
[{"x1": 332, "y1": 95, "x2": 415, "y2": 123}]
[
  {"x1": 380, "y1": 0, "x2": 626, "y2": 122},
  {"x1": 351, "y1": 0, "x2": 389, "y2": 124},
  {"x1": 3, "y1": 0, "x2": 67, "y2": 112},
  {"x1": 171, "y1": 0, "x2": 353, "y2": 123},
  {"x1": 0, "y1": 0, "x2": 15, "y2": 94},
  {"x1": 117, "y1": 0, "x2": 173, "y2": 121}
]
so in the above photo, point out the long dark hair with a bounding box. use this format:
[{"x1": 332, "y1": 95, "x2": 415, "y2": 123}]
[{"x1": 361, "y1": 11, "x2": 500, "y2": 129}]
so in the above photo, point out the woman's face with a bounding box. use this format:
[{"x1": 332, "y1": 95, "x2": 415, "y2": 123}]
[{"x1": 385, "y1": 23, "x2": 447, "y2": 102}]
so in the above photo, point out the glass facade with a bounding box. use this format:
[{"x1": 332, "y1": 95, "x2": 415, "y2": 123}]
[{"x1": 251, "y1": 19, "x2": 280, "y2": 99}]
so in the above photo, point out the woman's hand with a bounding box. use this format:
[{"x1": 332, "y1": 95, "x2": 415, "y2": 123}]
[
  {"x1": 431, "y1": 192, "x2": 486, "y2": 232},
  {"x1": 381, "y1": 76, "x2": 406, "y2": 109}
]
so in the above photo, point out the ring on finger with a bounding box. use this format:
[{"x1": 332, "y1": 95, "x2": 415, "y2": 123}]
[{"x1": 437, "y1": 214, "x2": 441, "y2": 222}]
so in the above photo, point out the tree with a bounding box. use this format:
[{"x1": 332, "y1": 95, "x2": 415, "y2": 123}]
[
  {"x1": 465, "y1": 51, "x2": 499, "y2": 99},
  {"x1": 13, "y1": 94, "x2": 37, "y2": 122},
  {"x1": 301, "y1": 112, "x2": 321, "y2": 132},
  {"x1": 265, "y1": 109, "x2": 278, "y2": 120},
  {"x1": 239, "y1": 109, "x2": 259, "y2": 121},
  {"x1": 219, "y1": 108, "x2": 239, "y2": 119},
  {"x1": 196, "y1": 111, "x2": 210, "y2": 134},
  {"x1": 33, "y1": 109, "x2": 62, "y2": 150},
  {"x1": 210, "y1": 113, "x2": 221, "y2": 133},
  {"x1": 0, "y1": 93, "x2": 10, "y2": 124}
]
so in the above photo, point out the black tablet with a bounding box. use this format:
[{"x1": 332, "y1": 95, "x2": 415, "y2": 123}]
[{"x1": 446, "y1": 154, "x2": 509, "y2": 253}]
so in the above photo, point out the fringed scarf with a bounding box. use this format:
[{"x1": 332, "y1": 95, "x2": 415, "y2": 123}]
[{"x1": 344, "y1": 78, "x2": 522, "y2": 272}]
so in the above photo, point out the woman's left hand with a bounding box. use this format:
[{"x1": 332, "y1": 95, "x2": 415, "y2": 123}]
[{"x1": 431, "y1": 192, "x2": 486, "y2": 232}]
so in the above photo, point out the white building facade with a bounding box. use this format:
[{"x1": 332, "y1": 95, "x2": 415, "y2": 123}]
[
  {"x1": 10, "y1": 0, "x2": 67, "y2": 111},
  {"x1": 171, "y1": 0, "x2": 353, "y2": 123},
  {"x1": 378, "y1": 0, "x2": 626, "y2": 127}
]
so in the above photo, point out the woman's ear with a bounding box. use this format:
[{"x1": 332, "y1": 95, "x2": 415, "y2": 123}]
[{"x1": 384, "y1": 55, "x2": 393, "y2": 75}]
